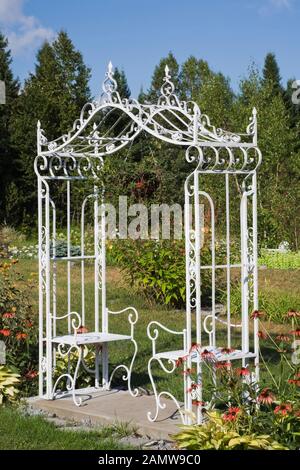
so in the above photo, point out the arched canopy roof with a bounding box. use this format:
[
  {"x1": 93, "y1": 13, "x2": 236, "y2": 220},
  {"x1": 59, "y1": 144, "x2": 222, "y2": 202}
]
[{"x1": 36, "y1": 62, "x2": 262, "y2": 177}]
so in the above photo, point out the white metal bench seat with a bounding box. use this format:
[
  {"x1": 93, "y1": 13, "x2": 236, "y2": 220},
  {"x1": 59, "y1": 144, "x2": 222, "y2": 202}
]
[
  {"x1": 52, "y1": 332, "x2": 131, "y2": 346},
  {"x1": 154, "y1": 346, "x2": 257, "y2": 363}
]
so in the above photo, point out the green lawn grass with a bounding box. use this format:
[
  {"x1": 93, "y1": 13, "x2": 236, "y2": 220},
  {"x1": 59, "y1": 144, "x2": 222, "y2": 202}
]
[
  {"x1": 1, "y1": 259, "x2": 298, "y2": 450},
  {"x1": 0, "y1": 406, "x2": 135, "y2": 450},
  {"x1": 15, "y1": 259, "x2": 299, "y2": 400}
]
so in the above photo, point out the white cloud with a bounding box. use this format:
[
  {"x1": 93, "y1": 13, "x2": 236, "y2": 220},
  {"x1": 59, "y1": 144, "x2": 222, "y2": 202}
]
[
  {"x1": 270, "y1": 0, "x2": 291, "y2": 7},
  {"x1": 0, "y1": 0, "x2": 55, "y2": 55},
  {"x1": 264, "y1": 0, "x2": 292, "y2": 12}
]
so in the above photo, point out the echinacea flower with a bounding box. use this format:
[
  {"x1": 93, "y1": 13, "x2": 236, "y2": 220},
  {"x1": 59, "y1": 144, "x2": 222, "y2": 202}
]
[
  {"x1": 190, "y1": 343, "x2": 201, "y2": 353},
  {"x1": 250, "y1": 310, "x2": 264, "y2": 319},
  {"x1": 236, "y1": 367, "x2": 250, "y2": 377},
  {"x1": 182, "y1": 368, "x2": 195, "y2": 376},
  {"x1": 201, "y1": 349, "x2": 215, "y2": 362},
  {"x1": 258, "y1": 331, "x2": 267, "y2": 340},
  {"x1": 276, "y1": 334, "x2": 290, "y2": 343},
  {"x1": 290, "y1": 329, "x2": 300, "y2": 337},
  {"x1": 286, "y1": 310, "x2": 300, "y2": 318},
  {"x1": 2, "y1": 312, "x2": 15, "y2": 319},
  {"x1": 223, "y1": 407, "x2": 241, "y2": 422},
  {"x1": 215, "y1": 361, "x2": 231, "y2": 370},
  {"x1": 220, "y1": 347, "x2": 235, "y2": 355},
  {"x1": 135, "y1": 180, "x2": 144, "y2": 189},
  {"x1": 187, "y1": 383, "x2": 201, "y2": 393},
  {"x1": 257, "y1": 388, "x2": 275, "y2": 405},
  {"x1": 0, "y1": 328, "x2": 11, "y2": 337},
  {"x1": 192, "y1": 400, "x2": 205, "y2": 407},
  {"x1": 274, "y1": 403, "x2": 292, "y2": 416},
  {"x1": 288, "y1": 378, "x2": 300, "y2": 386},
  {"x1": 175, "y1": 357, "x2": 184, "y2": 367},
  {"x1": 25, "y1": 370, "x2": 38, "y2": 380},
  {"x1": 76, "y1": 325, "x2": 88, "y2": 334},
  {"x1": 16, "y1": 332, "x2": 27, "y2": 340}
]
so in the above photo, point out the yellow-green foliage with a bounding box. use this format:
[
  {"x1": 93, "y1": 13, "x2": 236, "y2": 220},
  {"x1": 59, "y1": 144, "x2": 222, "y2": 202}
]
[
  {"x1": 173, "y1": 412, "x2": 288, "y2": 450},
  {"x1": 0, "y1": 365, "x2": 20, "y2": 404}
]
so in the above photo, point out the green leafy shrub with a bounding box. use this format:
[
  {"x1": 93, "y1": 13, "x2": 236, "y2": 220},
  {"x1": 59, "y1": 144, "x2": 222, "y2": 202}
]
[
  {"x1": 259, "y1": 249, "x2": 300, "y2": 269},
  {"x1": 54, "y1": 347, "x2": 96, "y2": 389},
  {"x1": 174, "y1": 321, "x2": 300, "y2": 450},
  {"x1": 50, "y1": 240, "x2": 81, "y2": 258},
  {"x1": 112, "y1": 240, "x2": 220, "y2": 308},
  {"x1": 0, "y1": 225, "x2": 26, "y2": 258},
  {"x1": 0, "y1": 260, "x2": 38, "y2": 396},
  {"x1": 173, "y1": 412, "x2": 287, "y2": 450},
  {"x1": 0, "y1": 365, "x2": 20, "y2": 404}
]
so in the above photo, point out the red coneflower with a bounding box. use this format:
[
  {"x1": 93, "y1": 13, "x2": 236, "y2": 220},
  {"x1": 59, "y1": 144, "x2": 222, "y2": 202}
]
[
  {"x1": 223, "y1": 407, "x2": 241, "y2": 422},
  {"x1": 25, "y1": 320, "x2": 33, "y2": 328},
  {"x1": 290, "y1": 329, "x2": 300, "y2": 337},
  {"x1": 16, "y1": 332, "x2": 27, "y2": 340},
  {"x1": 135, "y1": 180, "x2": 144, "y2": 189},
  {"x1": 25, "y1": 370, "x2": 38, "y2": 380},
  {"x1": 288, "y1": 378, "x2": 300, "y2": 386},
  {"x1": 250, "y1": 310, "x2": 264, "y2": 319},
  {"x1": 276, "y1": 334, "x2": 290, "y2": 343},
  {"x1": 182, "y1": 368, "x2": 195, "y2": 376},
  {"x1": 257, "y1": 388, "x2": 275, "y2": 405},
  {"x1": 215, "y1": 361, "x2": 231, "y2": 370},
  {"x1": 236, "y1": 367, "x2": 250, "y2": 377},
  {"x1": 286, "y1": 310, "x2": 300, "y2": 318},
  {"x1": 0, "y1": 328, "x2": 11, "y2": 337},
  {"x1": 192, "y1": 400, "x2": 205, "y2": 407},
  {"x1": 278, "y1": 348, "x2": 288, "y2": 354},
  {"x1": 2, "y1": 312, "x2": 15, "y2": 319},
  {"x1": 187, "y1": 383, "x2": 201, "y2": 393},
  {"x1": 76, "y1": 325, "x2": 88, "y2": 334},
  {"x1": 220, "y1": 347, "x2": 235, "y2": 354},
  {"x1": 274, "y1": 403, "x2": 292, "y2": 416},
  {"x1": 201, "y1": 349, "x2": 215, "y2": 361},
  {"x1": 258, "y1": 331, "x2": 267, "y2": 340},
  {"x1": 175, "y1": 357, "x2": 185, "y2": 368},
  {"x1": 190, "y1": 343, "x2": 201, "y2": 353}
]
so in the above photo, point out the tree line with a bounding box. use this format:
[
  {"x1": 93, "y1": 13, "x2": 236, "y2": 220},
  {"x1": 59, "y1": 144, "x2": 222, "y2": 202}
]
[{"x1": 0, "y1": 30, "x2": 299, "y2": 248}]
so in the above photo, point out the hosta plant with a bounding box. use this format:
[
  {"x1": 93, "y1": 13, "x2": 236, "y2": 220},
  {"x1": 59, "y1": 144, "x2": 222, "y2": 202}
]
[
  {"x1": 0, "y1": 365, "x2": 20, "y2": 404},
  {"x1": 173, "y1": 412, "x2": 287, "y2": 450}
]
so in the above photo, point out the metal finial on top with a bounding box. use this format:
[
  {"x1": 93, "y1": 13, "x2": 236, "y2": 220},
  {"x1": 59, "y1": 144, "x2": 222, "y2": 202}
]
[
  {"x1": 102, "y1": 60, "x2": 118, "y2": 101},
  {"x1": 164, "y1": 64, "x2": 170, "y2": 78}
]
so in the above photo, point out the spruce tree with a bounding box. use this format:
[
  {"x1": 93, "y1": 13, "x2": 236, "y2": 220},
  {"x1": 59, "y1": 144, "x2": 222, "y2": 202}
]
[
  {"x1": 0, "y1": 32, "x2": 19, "y2": 223},
  {"x1": 114, "y1": 67, "x2": 131, "y2": 99},
  {"x1": 11, "y1": 31, "x2": 91, "y2": 224},
  {"x1": 146, "y1": 52, "x2": 180, "y2": 102},
  {"x1": 263, "y1": 53, "x2": 283, "y2": 95}
]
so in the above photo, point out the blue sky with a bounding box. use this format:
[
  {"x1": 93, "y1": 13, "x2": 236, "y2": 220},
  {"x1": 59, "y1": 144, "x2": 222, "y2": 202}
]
[{"x1": 0, "y1": 0, "x2": 299, "y2": 98}]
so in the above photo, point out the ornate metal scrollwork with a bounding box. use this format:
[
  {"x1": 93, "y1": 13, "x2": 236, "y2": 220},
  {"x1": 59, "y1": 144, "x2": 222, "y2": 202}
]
[{"x1": 36, "y1": 62, "x2": 261, "y2": 169}]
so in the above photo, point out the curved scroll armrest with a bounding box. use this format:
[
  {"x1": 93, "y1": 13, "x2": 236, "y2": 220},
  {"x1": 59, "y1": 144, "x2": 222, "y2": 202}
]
[
  {"x1": 107, "y1": 306, "x2": 138, "y2": 337},
  {"x1": 51, "y1": 311, "x2": 82, "y2": 340},
  {"x1": 147, "y1": 321, "x2": 187, "y2": 357}
]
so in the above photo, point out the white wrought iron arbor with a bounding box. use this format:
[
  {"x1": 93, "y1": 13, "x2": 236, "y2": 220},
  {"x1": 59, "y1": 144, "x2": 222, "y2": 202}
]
[{"x1": 35, "y1": 62, "x2": 261, "y2": 418}]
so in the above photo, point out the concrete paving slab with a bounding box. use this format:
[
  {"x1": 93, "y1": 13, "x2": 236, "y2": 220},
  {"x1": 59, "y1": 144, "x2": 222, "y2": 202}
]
[{"x1": 27, "y1": 389, "x2": 183, "y2": 440}]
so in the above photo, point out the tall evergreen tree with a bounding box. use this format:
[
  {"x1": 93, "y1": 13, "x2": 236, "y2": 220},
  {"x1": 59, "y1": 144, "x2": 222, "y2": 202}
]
[
  {"x1": 235, "y1": 66, "x2": 299, "y2": 248},
  {"x1": 263, "y1": 53, "x2": 283, "y2": 95},
  {"x1": 11, "y1": 31, "x2": 91, "y2": 224},
  {"x1": 180, "y1": 56, "x2": 213, "y2": 101},
  {"x1": 114, "y1": 67, "x2": 131, "y2": 99},
  {"x1": 0, "y1": 32, "x2": 19, "y2": 223},
  {"x1": 146, "y1": 52, "x2": 180, "y2": 102}
]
